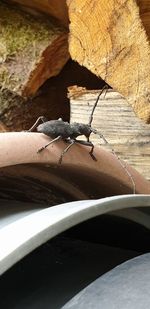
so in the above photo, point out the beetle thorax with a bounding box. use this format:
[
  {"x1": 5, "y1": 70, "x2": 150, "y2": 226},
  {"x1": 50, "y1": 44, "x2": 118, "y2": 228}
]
[{"x1": 70, "y1": 123, "x2": 92, "y2": 138}]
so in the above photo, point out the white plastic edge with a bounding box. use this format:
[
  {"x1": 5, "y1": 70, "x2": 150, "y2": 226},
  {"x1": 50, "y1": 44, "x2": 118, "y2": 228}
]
[{"x1": 0, "y1": 194, "x2": 150, "y2": 275}]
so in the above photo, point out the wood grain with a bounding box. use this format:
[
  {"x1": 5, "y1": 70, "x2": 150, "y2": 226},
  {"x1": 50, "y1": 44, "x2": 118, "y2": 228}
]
[
  {"x1": 67, "y1": 0, "x2": 150, "y2": 123},
  {"x1": 69, "y1": 87, "x2": 150, "y2": 180}
]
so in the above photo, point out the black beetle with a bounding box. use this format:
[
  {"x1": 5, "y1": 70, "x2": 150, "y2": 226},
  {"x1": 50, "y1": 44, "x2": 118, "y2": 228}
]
[{"x1": 28, "y1": 86, "x2": 135, "y2": 193}]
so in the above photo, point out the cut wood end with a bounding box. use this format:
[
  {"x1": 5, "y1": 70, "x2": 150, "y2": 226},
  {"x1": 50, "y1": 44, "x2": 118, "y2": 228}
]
[
  {"x1": 67, "y1": 0, "x2": 150, "y2": 124},
  {"x1": 129, "y1": 95, "x2": 150, "y2": 124}
]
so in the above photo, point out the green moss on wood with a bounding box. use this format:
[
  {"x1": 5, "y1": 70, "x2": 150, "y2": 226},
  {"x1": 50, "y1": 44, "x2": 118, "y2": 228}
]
[
  {"x1": 0, "y1": 1, "x2": 64, "y2": 94},
  {"x1": 0, "y1": 2, "x2": 61, "y2": 59}
]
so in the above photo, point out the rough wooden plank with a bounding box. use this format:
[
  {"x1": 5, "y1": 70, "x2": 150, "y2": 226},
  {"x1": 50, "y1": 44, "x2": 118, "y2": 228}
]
[
  {"x1": 67, "y1": 0, "x2": 150, "y2": 123},
  {"x1": 69, "y1": 86, "x2": 150, "y2": 180}
]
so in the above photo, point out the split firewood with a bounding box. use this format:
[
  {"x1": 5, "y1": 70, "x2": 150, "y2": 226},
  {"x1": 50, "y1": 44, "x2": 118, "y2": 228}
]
[
  {"x1": 0, "y1": 2, "x2": 69, "y2": 131},
  {"x1": 0, "y1": 2, "x2": 69, "y2": 97},
  {"x1": 6, "y1": 0, "x2": 150, "y2": 36},
  {"x1": 69, "y1": 86, "x2": 150, "y2": 180},
  {"x1": 67, "y1": 0, "x2": 150, "y2": 123}
]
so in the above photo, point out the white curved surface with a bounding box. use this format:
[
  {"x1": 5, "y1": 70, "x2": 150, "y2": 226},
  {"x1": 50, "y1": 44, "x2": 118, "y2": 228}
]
[{"x1": 0, "y1": 194, "x2": 150, "y2": 275}]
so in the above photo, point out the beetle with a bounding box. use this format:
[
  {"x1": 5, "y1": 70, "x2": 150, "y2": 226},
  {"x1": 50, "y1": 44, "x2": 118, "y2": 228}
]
[
  {"x1": 28, "y1": 87, "x2": 108, "y2": 164},
  {"x1": 28, "y1": 86, "x2": 136, "y2": 193},
  {"x1": 28, "y1": 116, "x2": 106, "y2": 164}
]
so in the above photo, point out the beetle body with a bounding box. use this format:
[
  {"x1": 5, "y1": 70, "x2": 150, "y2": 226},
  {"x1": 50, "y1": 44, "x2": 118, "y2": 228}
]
[{"x1": 37, "y1": 119, "x2": 92, "y2": 140}]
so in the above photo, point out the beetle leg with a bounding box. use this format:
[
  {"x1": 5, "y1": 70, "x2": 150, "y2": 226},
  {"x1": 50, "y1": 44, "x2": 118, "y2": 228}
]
[
  {"x1": 75, "y1": 140, "x2": 97, "y2": 161},
  {"x1": 28, "y1": 116, "x2": 47, "y2": 132},
  {"x1": 37, "y1": 136, "x2": 61, "y2": 153},
  {"x1": 59, "y1": 139, "x2": 76, "y2": 164}
]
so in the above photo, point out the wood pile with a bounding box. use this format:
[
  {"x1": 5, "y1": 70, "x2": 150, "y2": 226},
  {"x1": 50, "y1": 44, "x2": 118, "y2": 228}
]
[
  {"x1": 68, "y1": 0, "x2": 150, "y2": 123},
  {"x1": 0, "y1": 0, "x2": 149, "y2": 179}
]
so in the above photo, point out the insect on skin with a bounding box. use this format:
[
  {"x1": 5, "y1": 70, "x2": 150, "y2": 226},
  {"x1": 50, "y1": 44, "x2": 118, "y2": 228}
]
[{"x1": 28, "y1": 86, "x2": 136, "y2": 194}]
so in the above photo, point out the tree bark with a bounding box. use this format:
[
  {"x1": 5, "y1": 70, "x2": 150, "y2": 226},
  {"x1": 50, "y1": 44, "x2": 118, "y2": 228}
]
[{"x1": 67, "y1": 0, "x2": 150, "y2": 123}]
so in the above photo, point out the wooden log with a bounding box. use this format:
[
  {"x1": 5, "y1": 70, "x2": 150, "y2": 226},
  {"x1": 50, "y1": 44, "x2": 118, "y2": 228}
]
[
  {"x1": 0, "y1": 2, "x2": 69, "y2": 131},
  {"x1": 0, "y1": 2, "x2": 69, "y2": 97},
  {"x1": 7, "y1": 0, "x2": 150, "y2": 35},
  {"x1": 69, "y1": 86, "x2": 150, "y2": 180},
  {"x1": 67, "y1": 0, "x2": 150, "y2": 124},
  {"x1": 5, "y1": 0, "x2": 69, "y2": 26}
]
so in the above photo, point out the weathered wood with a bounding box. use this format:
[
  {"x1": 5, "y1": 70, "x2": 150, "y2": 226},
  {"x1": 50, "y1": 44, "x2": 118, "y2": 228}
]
[
  {"x1": 0, "y1": 2, "x2": 69, "y2": 131},
  {"x1": 67, "y1": 0, "x2": 150, "y2": 124},
  {"x1": 69, "y1": 86, "x2": 150, "y2": 180},
  {"x1": 5, "y1": 0, "x2": 69, "y2": 26}
]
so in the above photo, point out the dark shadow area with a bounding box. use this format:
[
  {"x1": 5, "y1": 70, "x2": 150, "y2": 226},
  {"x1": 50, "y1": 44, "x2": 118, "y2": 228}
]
[
  {"x1": 0, "y1": 163, "x2": 134, "y2": 205},
  {"x1": 31, "y1": 59, "x2": 106, "y2": 123},
  {"x1": 0, "y1": 234, "x2": 138, "y2": 309},
  {"x1": 65, "y1": 213, "x2": 150, "y2": 253},
  {"x1": 8, "y1": 60, "x2": 106, "y2": 131}
]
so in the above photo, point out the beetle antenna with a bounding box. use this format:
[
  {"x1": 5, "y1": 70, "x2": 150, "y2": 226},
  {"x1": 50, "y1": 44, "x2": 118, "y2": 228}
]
[
  {"x1": 28, "y1": 116, "x2": 47, "y2": 132},
  {"x1": 91, "y1": 128, "x2": 136, "y2": 194},
  {"x1": 88, "y1": 85, "x2": 108, "y2": 127}
]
